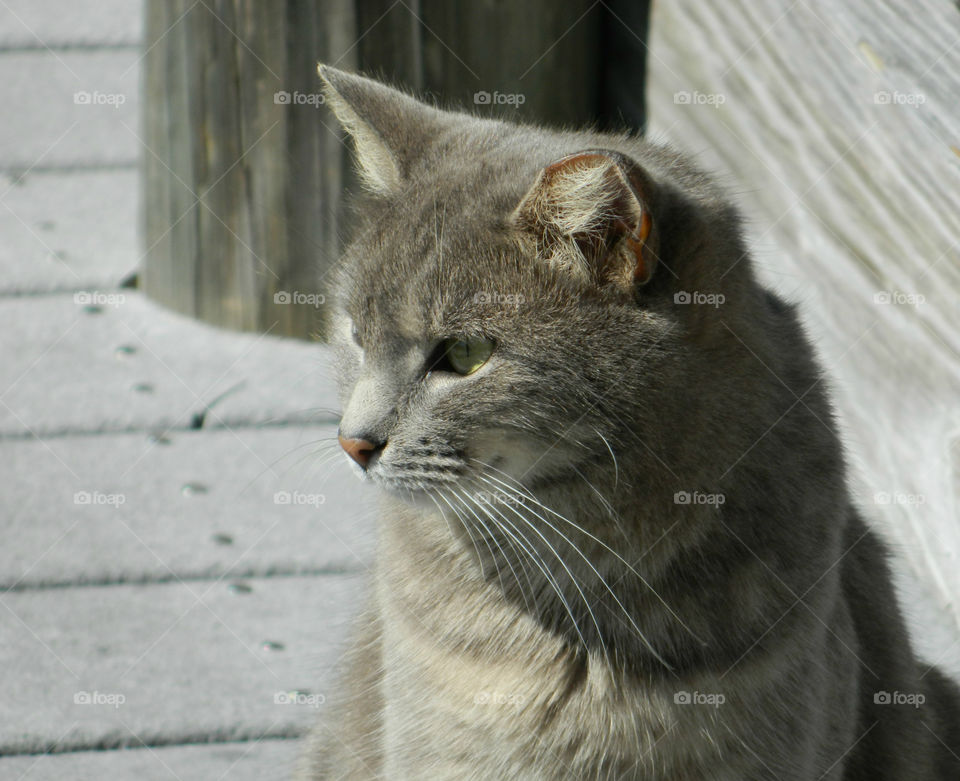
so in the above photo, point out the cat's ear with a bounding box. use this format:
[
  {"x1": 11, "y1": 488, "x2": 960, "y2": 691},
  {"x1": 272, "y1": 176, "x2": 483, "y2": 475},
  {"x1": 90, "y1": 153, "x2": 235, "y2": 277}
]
[
  {"x1": 512, "y1": 151, "x2": 659, "y2": 290},
  {"x1": 317, "y1": 64, "x2": 445, "y2": 195}
]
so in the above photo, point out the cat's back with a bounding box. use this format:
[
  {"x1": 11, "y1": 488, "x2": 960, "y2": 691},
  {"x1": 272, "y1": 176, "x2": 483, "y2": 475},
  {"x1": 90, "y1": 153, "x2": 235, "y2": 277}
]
[{"x1": 838, "y1": 510, "x2": 960, "y2": 779}]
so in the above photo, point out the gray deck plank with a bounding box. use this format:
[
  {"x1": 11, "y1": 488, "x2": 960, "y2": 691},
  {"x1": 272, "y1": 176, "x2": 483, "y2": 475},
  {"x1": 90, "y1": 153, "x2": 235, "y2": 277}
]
[
  {"x1": 1, "y1": 426, "x2": 376, "y2": 590},
  {"x1": 0, "y1": 0, "x2": 140, "y2": 49},
  {"x1": 0, "y1": 739, "x2": 299, "y2": 781},
  {"x1": 0, "y1": 50, "x2": 138, "y2": 170},
  {"x1": 0, "y1": 169, "x2": 137, "y2": 294},
  {"x1": 0, "y1": 292, "x2": 339, "y2": 437},
  {"x1": 0, "y1": 575, "x2": 362, "y2": 755}
]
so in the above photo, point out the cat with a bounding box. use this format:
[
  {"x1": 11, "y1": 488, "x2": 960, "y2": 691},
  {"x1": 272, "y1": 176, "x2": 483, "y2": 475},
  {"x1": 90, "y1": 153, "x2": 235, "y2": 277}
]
[{"x1": 295, "y1": 64, "x2": 960, "y2": 780}]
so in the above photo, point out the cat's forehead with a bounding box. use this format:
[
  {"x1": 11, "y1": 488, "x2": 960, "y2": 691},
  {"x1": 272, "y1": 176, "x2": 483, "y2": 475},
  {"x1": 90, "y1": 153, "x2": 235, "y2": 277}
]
[
  {"x1": 350, "y1": 181, "x2": 515, "y2": 278},
  {"x1": 349, "y1": 224, "x2": 515, "y2": 322}
]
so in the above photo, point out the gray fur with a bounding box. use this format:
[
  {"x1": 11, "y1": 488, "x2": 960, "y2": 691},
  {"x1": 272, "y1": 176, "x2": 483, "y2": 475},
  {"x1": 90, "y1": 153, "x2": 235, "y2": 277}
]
[{"x1": 295, "y1": 65, "x2": 960, "y2": 780}]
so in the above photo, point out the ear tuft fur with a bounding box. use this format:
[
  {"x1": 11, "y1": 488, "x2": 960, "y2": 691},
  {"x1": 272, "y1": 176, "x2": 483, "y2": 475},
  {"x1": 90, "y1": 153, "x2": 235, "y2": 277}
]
[
  {"x1": 512, "y1": 151, "x2": 659, "y2": 290},
  {"x1": 317, "y1": 64, "x2": 402, "y2": 194},
  {"x1": 317, "y1": 64, "x2": 457, "y2": 196}
]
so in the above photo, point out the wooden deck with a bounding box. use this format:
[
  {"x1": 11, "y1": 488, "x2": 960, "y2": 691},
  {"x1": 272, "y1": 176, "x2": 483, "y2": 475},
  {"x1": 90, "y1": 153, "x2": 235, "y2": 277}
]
[{"x1": 0, "y1": 3, "x2": 373, "y2": 777}]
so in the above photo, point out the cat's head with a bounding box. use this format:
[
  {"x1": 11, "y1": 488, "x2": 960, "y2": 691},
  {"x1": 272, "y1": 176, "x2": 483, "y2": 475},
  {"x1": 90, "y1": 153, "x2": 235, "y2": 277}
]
[
  {"x1": 318, "y1": 65, "x2": 761, "y2": 521},
  {"x1": 315, "y1": 66, "x2": 846, "y2": 662}
]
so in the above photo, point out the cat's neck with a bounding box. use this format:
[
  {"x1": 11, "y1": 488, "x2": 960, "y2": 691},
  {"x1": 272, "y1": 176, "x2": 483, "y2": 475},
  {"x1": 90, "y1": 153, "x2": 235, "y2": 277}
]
[
  {"x1": 374, "y1": 491, "x2": 708, "y2": 673},
  {"x1": 370, "y1": 497, "x2": 806, "y2": 780}
]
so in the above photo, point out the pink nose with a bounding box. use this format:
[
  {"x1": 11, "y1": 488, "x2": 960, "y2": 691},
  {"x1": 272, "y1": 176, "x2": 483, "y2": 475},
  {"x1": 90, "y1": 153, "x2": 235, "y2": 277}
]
[{"x1": 339, "y1": 435, "x2": 379, "y2": 468}]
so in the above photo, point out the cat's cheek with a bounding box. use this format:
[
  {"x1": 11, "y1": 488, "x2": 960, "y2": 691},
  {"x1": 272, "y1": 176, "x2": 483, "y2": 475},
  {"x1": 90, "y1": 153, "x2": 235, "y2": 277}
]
[{"x1": 464, "y1": 429, "x2": 539, "y2": 482}]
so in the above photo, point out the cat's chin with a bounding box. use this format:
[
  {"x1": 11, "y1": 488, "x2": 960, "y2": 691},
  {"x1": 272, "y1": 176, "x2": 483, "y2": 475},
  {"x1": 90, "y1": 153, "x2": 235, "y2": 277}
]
[
  {"x1": 360, "y1": 468, "x2": 458, "y2": 508},
  {"x1": 380, "y1": 486, "x2": 437, "y2": 511},
  {"x1": 366, "y1": 480, "x2": 459, "y2": 517}
]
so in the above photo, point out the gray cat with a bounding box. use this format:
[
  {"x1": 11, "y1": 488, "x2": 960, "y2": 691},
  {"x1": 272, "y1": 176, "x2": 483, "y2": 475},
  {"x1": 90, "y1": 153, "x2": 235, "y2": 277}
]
[{"x1": 295, "y1": 65, "x2": 960, "y2": 780}]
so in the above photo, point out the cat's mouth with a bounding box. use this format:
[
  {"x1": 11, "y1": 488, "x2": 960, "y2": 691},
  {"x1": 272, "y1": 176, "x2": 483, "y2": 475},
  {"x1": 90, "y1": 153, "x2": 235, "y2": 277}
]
[
  {"x1": 363, "y1": 470, "x2": 470, "y2": 515},
  {"x1": 344, "y1": 446, "x2": 467, "y2": 495},
  {"x1": 367, "y1": 465, "x2": 464, "y2": 491}
]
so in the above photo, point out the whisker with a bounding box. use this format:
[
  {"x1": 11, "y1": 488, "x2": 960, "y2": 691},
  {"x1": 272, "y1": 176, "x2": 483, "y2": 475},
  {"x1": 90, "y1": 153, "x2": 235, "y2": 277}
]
[
  {"x1": 473, "y1": 458, "x2": 702, "y2": 648},
  {"x1": 439, "y1": 488, "x2": 506, "y2": 591},
  {"x1": 463, "y1": 481, "x2": 589, "y2": 653},
  {"x1": 238, "y1": 435, "x2": 341, "y2": 495},
  {"x1": 466, "y1": 476, "x2": 601, "y2": 659},
  {"x1": 481, "y1": 502, "x2": 589, "y2": 656},
  {"x1": 471, "y1": 469, "x2": 681, "y2": 668},
  {"x1": 433, "y1": 490, "x2": 490, "y2": 582},
  {"x1": 453, "y1": 487, "x2": 541, "y2": 621},
  {"x1": 594, "y1": 427, "x2": 620, "y2": 489},
  {"x1": 570, "y1": 461, "x2": 620, "y2": 524}
]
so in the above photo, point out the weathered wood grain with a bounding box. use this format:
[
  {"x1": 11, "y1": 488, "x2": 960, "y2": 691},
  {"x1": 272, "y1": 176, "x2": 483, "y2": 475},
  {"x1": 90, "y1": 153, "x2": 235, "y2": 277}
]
[
  {"x1": 0, "y1": 50, "x2": 139, "y2": 171},
  {"x1": 141, "y1": 0, "x2": 357, "y2": 338},
  {"x1": 0, "y1": 170, "x2": 137, "y2": 294},
  {"x1": 0, "y1": 426, "x2": 375, "y2": 590},
  {"x1": 412, "y1": 0, "x2": 601, "y2": 125},
  {"x1": 0, "y1": 292, "x2": 339, "y2": 437},
  {"x1": 141, "y1": 1, "x2": 654, "y2": 338},
  {"x1": 0, "y1": 739, "x2": 298, "y2": 781},
  {"x1": 645, "y1": 0, "x2": 960, "y2": 670},
  {"x1": 0, "y1": 575, "x2": 363, "y2": 754},
  {"x1": 0, "y1": 0, "x2": 140, "y2": 48}
]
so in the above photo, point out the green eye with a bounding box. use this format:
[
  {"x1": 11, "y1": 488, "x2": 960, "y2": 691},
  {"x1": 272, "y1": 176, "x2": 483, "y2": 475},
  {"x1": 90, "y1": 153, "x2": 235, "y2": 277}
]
[{"x1": 442, "y1": 338, "x2": 494, "y2": 376}]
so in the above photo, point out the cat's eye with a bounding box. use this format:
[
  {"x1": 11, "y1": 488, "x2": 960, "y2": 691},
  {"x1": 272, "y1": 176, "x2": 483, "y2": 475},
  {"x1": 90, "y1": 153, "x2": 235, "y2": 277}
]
[{"x1": 436, "y1": 337, "x2": 495, "y2": 376}]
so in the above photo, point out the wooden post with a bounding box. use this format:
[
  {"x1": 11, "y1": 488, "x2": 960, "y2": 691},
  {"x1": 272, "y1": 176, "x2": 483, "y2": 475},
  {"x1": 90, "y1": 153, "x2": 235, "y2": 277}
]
[
  {"x1": 141, "y1": 0, "x2": 356, "y2": 338},
  {"x1": 141, "y1": 1, "x2": 650, "y2": 338},
  {"x1": 356, "y1": 0, "x2": 602, "y2": 126}
]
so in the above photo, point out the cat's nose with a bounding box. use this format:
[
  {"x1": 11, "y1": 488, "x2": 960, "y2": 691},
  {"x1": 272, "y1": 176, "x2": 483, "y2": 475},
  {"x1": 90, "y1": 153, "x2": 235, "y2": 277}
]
[{"x1": 338, "y1": 434, "x2": 384, "y2": 469}]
